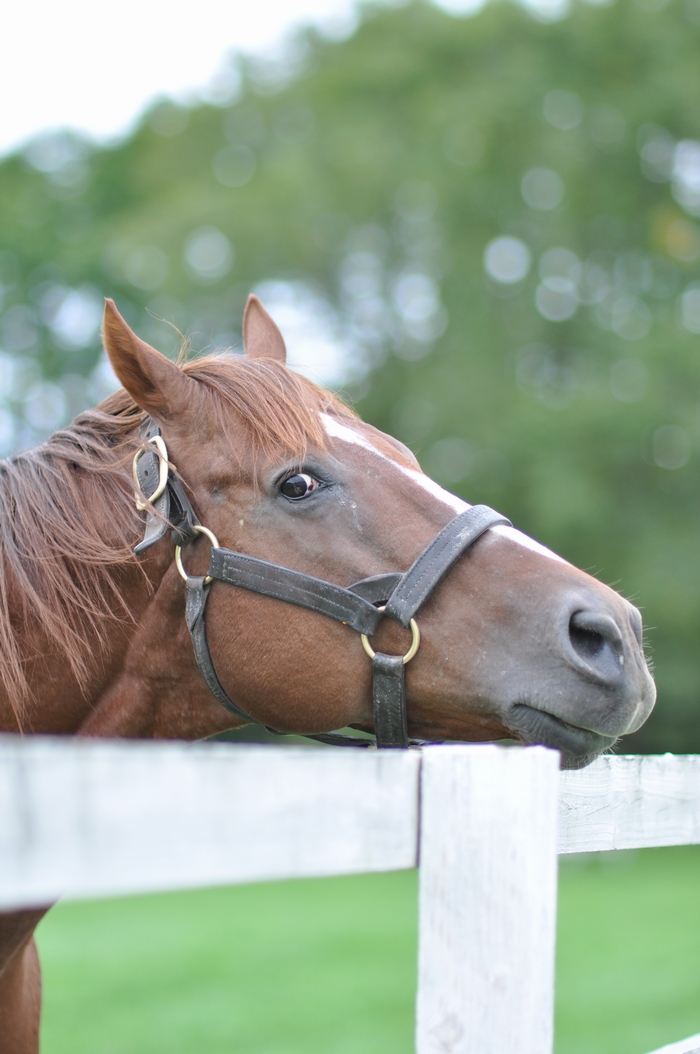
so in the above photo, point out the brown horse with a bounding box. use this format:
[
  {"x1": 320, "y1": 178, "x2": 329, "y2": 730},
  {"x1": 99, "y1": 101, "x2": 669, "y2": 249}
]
[{"x1": 0, "y1": 296, "x2": 655, "y2": 1052}]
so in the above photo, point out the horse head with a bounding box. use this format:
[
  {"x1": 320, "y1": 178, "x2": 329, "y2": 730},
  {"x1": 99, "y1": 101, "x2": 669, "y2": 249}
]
[{"x1": 101, "y1": 295, "x2": 655, "y2": 768}]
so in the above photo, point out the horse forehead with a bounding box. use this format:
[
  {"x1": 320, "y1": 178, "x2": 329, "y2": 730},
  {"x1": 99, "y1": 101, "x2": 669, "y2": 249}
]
[{"x1": 321, "y1": 414, "x2": 565, "y2": 565}]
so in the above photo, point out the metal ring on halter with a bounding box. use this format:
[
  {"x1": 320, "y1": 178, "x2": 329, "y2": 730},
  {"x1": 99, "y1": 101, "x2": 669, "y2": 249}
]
[
  {"x1": 360, "y1": 606, "x2": 420, "y2": 664},
  {"x1": 132, "y1": 435, "x2": 171, "y2": 511},
  {"x1": 175, "y1": 525, "x2": 220, "y2": 585}
]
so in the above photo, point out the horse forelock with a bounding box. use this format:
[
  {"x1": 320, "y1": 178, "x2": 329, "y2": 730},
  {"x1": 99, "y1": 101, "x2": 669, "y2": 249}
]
[
  {"x1": 178, "y1": 353, "x2": 356, "y2": 461},
  {"x1": 0, "y1": 353, "x2": 357, "y2": 724}
]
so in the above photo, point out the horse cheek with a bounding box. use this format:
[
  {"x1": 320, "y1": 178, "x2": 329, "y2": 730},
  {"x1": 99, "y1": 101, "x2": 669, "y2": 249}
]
[{"x1": 206, "y1": 589, "x2": 372, "y2": 732}]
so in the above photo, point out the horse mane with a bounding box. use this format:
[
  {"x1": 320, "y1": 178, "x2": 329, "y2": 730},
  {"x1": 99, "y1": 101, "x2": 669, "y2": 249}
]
[{"x1": 0, "y1": 353, "x2": 357, "y2": 725}]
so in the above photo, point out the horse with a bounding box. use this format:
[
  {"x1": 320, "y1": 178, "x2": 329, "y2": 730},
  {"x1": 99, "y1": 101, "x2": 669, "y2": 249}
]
[{"x1": 0, "y1": 294, "x2": 655, "y2": 1052}]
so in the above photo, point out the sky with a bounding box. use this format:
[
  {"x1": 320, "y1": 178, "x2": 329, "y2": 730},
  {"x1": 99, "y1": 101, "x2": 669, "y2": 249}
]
[{"x1": 0, "y1": 0, "x2": 517, "y2": 159}]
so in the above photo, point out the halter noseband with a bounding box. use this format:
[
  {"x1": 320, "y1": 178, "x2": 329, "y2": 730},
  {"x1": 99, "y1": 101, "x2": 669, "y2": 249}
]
[{"x1": 133, "y1": 421, "x2": 511, "y2": 749}]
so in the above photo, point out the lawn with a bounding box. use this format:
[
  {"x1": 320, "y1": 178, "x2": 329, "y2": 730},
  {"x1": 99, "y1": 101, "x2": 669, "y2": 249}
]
[{"x1": 37, "y1": 846, "x2": 700, "y2": 1054}]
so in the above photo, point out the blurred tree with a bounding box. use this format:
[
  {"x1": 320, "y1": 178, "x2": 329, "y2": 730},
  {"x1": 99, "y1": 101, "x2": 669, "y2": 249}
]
[{"x1": 1, "y1": 0, "x2": 700, "y2": 749}]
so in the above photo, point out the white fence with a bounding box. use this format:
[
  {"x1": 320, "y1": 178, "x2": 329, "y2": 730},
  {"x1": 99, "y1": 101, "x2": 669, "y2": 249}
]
[{"x1": 1, "y1": 736, "x2": 699, "y2": 1054}]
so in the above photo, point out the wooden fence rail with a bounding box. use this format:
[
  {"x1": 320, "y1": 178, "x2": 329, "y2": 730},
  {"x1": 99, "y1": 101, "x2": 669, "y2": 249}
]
[
  {"x1": 647, "y1": 1035, "x2": 700, "y2": 1054},
  {"x1": 0, "y1": 736, "x2": 698, "y2": 1053}
]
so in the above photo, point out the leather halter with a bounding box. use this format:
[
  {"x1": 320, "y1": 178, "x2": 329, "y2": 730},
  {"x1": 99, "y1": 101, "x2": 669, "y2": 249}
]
[{"x1": 133, "y1": 421, "x2": 511, "y2": 749}]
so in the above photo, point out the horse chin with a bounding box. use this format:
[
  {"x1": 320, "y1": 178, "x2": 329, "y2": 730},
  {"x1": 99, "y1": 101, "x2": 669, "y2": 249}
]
[{"x1": 506, "y1": 702, "x2": 618, "y2": 770}]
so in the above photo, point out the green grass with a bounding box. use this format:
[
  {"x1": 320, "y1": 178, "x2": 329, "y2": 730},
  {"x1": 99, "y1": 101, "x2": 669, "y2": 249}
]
[
  {"x1": 37, "y1": 872, "x2": 418, "y2": 1054},
  {"x1": 37, "y1": 847, "x2": 700, "y2": 1054},
  {"x1": 556, "y1": 846, "x2": 700, "y2": 1054}
]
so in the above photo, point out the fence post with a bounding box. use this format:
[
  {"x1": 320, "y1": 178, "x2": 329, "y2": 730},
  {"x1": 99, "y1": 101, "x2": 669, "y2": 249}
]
[{"x1": 415, "y1": 744, "x2": 560, "y2": 1054}]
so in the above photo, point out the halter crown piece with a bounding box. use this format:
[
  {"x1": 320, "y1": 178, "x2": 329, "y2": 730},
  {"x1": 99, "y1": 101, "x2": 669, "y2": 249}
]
[{"x1": 133, "y1": 420, "x2": 511, "y2": 749}]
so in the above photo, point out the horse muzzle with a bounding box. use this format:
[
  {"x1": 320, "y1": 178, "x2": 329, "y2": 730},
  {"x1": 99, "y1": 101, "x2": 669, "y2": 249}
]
[
  {"x1": 507, "y1": 704, "x2": 618, "y2": 769},
  {"x1": 505, "y1": 593, "x2": 655, "y2": 768}
]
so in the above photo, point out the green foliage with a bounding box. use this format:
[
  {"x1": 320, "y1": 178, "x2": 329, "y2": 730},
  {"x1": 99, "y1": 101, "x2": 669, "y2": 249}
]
[
  {"x1": 37, "y1": 848, "x2": 700, "y2": 1053},
  {"x1": 1, "y1": 0, "x2": 700, "y2": 747}
]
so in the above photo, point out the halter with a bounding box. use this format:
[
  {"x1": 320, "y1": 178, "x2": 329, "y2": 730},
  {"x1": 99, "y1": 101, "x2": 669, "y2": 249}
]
[{"x1": 133, "y1": 421, "x2": 511, "y2": 749}]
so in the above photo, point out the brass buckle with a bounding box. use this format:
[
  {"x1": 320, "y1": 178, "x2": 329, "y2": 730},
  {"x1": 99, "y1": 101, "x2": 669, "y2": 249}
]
[
  {"x1": 175, "y1": 525, "x2": 220, "y2": 585},
  {"x1": 360, "y1": 607, "x2": 420, "y2": 665},
  {"x1": 132, "y1": 435, "x2": 171, "y2": 512}
]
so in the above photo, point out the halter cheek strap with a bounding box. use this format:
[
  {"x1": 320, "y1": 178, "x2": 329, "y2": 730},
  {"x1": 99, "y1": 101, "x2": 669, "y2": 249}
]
[
  {"x1": 133, "y1": 423, "x2": 511, "y2": 749},
  {"x1": 133, "y1": 420, "x2": 200, "y2": 553}
]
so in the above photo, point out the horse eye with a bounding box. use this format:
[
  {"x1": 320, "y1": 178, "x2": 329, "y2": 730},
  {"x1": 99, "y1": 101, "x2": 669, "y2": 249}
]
[{"x1": 281, "y1": 473, "x2": 320, "y2": 499}]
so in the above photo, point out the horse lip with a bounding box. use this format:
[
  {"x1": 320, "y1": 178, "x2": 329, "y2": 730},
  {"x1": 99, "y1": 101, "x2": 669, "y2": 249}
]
[{"x1": 508, "y1": 702, "x2": 616, "y2": 767}]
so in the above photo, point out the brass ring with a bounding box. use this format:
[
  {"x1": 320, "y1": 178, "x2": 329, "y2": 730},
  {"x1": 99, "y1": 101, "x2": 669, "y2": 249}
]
[
  {"x1": 133, "y1": 435, "x2": 171, "y2": 511},
  {"x1": 175, "y1": 525, "x2": 220, "y2": 584},
  {"x1": 360, "y1": 606, "x2": 421, "y2": 665}
]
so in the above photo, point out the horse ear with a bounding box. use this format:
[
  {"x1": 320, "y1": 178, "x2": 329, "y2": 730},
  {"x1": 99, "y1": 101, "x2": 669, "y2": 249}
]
[
  {"x1": 102, "y1": 299, "x2": 193, "y2": 420},
  {"x1": 242, "y1": 294, "x2": 287, "y2": 362}
]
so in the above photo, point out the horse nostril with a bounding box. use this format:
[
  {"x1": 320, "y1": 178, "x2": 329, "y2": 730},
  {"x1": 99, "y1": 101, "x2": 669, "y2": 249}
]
[
  {"x1": 568, "y1": 609, "x2": 624, "y2": 680},
  {"x1": 569, "y1": 618, "x2": 605, "y2": 662}
]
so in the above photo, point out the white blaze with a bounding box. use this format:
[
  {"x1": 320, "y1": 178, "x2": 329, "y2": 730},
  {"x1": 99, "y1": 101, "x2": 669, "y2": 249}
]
[{"x1": 321, "y1": 414, "x2": 565, "y2": 564}]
